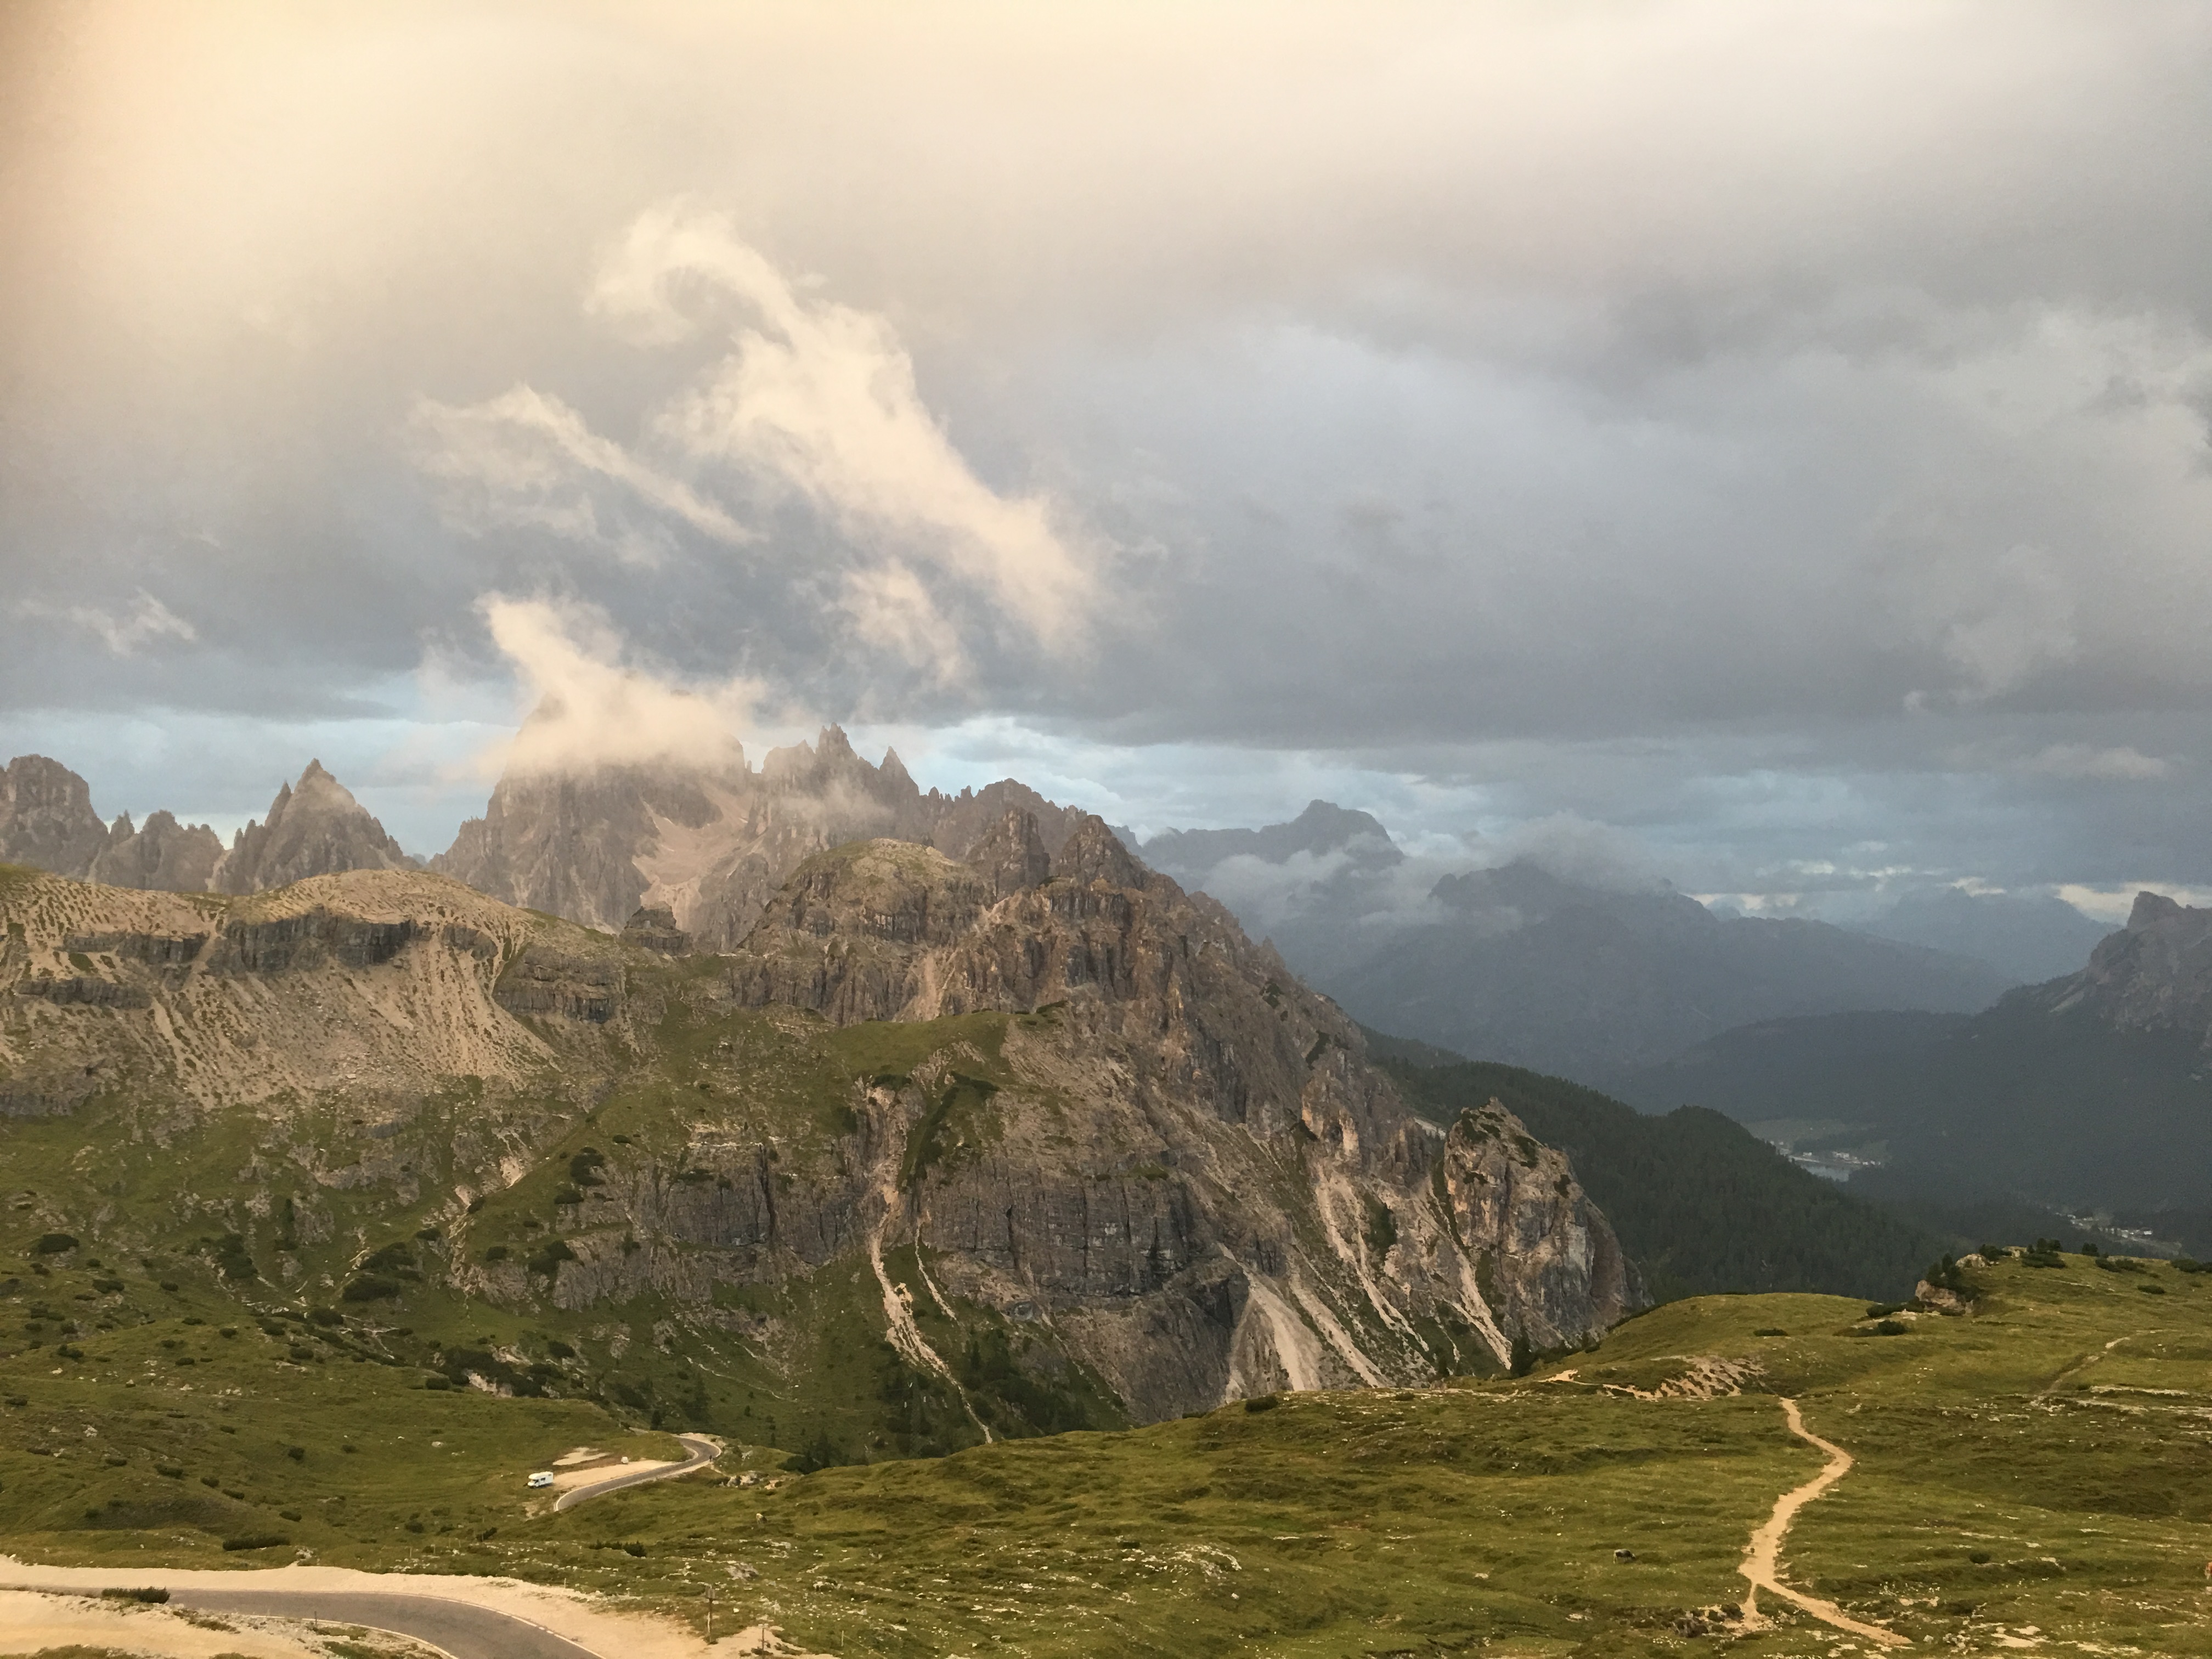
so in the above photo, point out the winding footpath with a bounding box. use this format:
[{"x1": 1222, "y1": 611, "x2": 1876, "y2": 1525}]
[{"x1": 1737, "y1": 1397, "x2": 1909, "y2": 1648}]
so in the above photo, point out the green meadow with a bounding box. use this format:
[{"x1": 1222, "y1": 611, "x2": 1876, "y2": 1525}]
[{"x1": 8, "y1": 1244, "x2": 2211, "y2": 1654}]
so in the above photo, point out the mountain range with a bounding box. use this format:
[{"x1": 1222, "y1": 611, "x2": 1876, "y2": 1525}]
[
  {"x1": 1611, "y1": 890, "x2": 2212, "y2": 1240},
  {"x1": 0, "y1": 754, "x2": 414, "y2": 897},
  {"x1": 1138, "y1": 800, "x2": 2021, "y2": 1082}
]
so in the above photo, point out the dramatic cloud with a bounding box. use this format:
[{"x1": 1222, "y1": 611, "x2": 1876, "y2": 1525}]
[{"x1": 5, "y1": 3, "x2": 2212, "y2": 906}]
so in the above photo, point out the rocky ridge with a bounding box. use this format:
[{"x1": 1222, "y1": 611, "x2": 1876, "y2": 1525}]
[
  {"x1": 0, "y1": 755, "x2": 413, "y2": 896},
  {"x1": 712, "y1": 807, "x2": 1641, "y2": 1413},
  {"x1": 433, "y1": 719, "x2": 1094, "y2": 949}
]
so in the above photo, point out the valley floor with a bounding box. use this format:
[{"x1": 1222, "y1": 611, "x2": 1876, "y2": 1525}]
[{"x1": 6, "y1": 1253, "x2": 2212, "y2": 1656}]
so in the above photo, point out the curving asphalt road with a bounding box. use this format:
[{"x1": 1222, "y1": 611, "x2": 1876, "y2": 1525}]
[
  {"x1": 552, "y1": 1432, "x2": 720, "y2": 1512},
  {"x1": 2, "y1": 1584, "x2": 605, "y2": 1659},
  {"x1": 170, "y1": 1587, "x2": 605, "y2": 1659},
  {"x1": 0, "y1": 1438, "x2": 725, "y2": 1656}
]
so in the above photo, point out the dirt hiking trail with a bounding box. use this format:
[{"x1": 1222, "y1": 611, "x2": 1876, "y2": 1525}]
[{"x1": 1737, "y1": 1397, "x2": 1909, "y2": 1647}]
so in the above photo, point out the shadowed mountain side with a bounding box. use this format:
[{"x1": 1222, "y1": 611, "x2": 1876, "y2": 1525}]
[
  {"x1": 1863, "y1": 886, "x2": 2112, "y2": 986},
  {"x1": 1322, "y1": 863, "x2": 2012, "y2": 1080},
  {"x1": 1381, "y1": 1058, "x2": 1953, "y2": 1305},
  {"x1": 1138, "y1": 803, "x2": 2015, "y2": 1085},
  {"x1": 1609, "y1": 893, "x2": 2212, "y2": 1223},
  {"x1": 434, "y1": 718, "x2": 1094, "y2": 950}
]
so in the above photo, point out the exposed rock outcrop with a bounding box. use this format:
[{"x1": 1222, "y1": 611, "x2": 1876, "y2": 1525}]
[
  {"x1": 2028, "y1": 890, "x2": 2212, "y2": 1042},
  {"x1": 87, "y1": 810, "x2": 224, "y2": 892},
  {"x1": 0, "y1": 754, "x2": 111, "y2": 877},
  {"x1": 0, "y1": 848, "x2": 1643, "y2": 1429},
  {"x1": 215, "y1": 761, "x2": 416, "y2": 894},
  {"x1": 716, "y1": 810, "x2": 1644, "y2": 1408}
]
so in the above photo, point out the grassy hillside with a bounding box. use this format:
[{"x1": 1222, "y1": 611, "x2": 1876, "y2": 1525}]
[
  {"x1": 1383, "y1": 1058, "x2": 1953, "y2": 1303},
  {"x1": 8, "y1": 1246, "x2": 2209, "y2": 1655}
]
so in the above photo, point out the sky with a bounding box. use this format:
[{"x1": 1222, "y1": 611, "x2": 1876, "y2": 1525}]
[{"x1": 3, "y1": 2, "x2": 2210, "y2": 924}]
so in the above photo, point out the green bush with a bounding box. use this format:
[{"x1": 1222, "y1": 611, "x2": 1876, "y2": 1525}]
[
  {"x1": 222, "y1": 1532, "x2": 290, "y2": 1551},
  {"x1": 30, "y1": 1233, "x2": 78, "y2": 1256}
]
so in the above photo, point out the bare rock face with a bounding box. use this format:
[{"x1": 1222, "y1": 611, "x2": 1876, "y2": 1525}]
[
  {"x1": 621, "y1": 905, "x2": 690, "y2": 954},
  {"x1": 2021, "y1": 890, "x2": 2212, "y2": 1041},
  {"x1": 215, "y1": 761, "x2": 416, "y2": 895},
  {"x1": 0, "y1": 755, "x2": 111, "y2": 877},
  {"x1": 86, "y1": 810, "x2": 224, "y2": 892},
  {"x1": 433, "y1": 712, "x2": 1097, "y2": 949},
  {"x1": 724, "y1": 810, "x2": 1644, "y2": 1410}
]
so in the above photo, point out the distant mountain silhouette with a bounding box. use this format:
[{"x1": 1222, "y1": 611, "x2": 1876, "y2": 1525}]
[{"x1": 1143, "y1": 804, "x2": 2011, "y2": 1082}]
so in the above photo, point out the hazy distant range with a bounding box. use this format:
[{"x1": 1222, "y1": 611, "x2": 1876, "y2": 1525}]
[{"x1": 1135, "y1": 802, "x2": 2109, "y2": 1087}]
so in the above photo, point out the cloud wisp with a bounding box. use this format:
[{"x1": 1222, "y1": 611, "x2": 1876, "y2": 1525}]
[
  {"x1": 16, "y1": 590, "x2": 198, "y2": 658},
  {"x1": 414, "y1": 205, "x2": 1099, "y2": 718}
]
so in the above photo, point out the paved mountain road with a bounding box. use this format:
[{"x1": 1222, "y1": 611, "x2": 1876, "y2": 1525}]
[
  {"x1": 0, "y1": 1582, "x2": 607, "y2": 1659},
  {"x1": 167, "y1": 1586, "x2": 605, "y2": 1659},
  {"x1": 552, "y1": 1432, "x2": 721, "y2": 1511}
]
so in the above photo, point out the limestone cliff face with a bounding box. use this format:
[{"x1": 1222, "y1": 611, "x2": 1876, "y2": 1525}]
[
  {"x1": 214, "y1": 761, "x2": 416, "y2": 894},
  {"x1": 0, "y1": 754, "x2": 111, "y2": 877},
  {"x1": 433, "y1": 715, "x2": 1094, "y2": 950},
  {"x1": 715, "y1": 810, "x2": 1644, "y2": 1413},
  {"x1": 2025, "y1": 890, "x2": 2212, "y2": 1041}
]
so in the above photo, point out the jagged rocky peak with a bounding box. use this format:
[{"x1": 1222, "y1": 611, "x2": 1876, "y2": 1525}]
[
  {"x1": 2034, "y1": 889, "x2": 2212, "y2": 1040},
  {"x1": 0, "y1": 754, "x2": 111, "y2": 877},
  {"x1": 88, "y1": 809, "x2": 224, "y2": 893},
  {"x1": 968, "y1": 808, "x2": 1052, "y2": 898},
  {"x1": 432, "y1": 702, "x2": 1099, "y2": 950},
  {"x1": 215, "y1": 760, "x2": 416, "y2": 895},
  {"x1": 723, "y1": 808, "x2": 1641, "y2": 1405}
]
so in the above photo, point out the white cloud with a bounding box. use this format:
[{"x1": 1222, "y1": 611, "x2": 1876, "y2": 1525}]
[
  {"x1": 474, "y1": 594, "x2": 766, "y2": 778},
  {"x1": 592, "y1": 204, "x2": 1097, "y2": 649},
  {"x1": 836, "y1": 561, "x2": 969, "y2": 689},
  {"x1": 18, "y1": 590, "x2": 198, "y2": 657}
]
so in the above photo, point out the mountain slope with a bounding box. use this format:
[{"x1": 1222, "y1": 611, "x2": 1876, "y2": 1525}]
[
  {"x1": 1139, "y1": 804, "x2": 2014, "y2": 1084},
  {"x1": 1863, "y1": 885, "x2": 2110, "y2": 985},
  {"x1": 215, "y1": 760, "x2": 416, "y2": 893},
  {"x1": 0, "y1": 831, "x2": 1639, "y2": 1448},
  {"x1": 1381, "y1": 1057, "x2": 1951, "y2": 1303},
  {"x1": 1329, "y1": 864, "x2": 2009, "y2": 1077}
]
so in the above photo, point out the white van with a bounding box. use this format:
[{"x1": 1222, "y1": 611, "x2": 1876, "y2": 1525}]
[{"x1": 527, "y1": 1471, "x2": 554, "y2": 1489}]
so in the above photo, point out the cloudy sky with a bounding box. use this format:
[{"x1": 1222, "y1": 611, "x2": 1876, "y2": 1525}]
[{"x1": 4, "y1": 2, "x2": 2209, "y2": 921}]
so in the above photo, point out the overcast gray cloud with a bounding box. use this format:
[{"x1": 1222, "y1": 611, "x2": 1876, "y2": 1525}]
[{"x1": 4, "y1": 1, "x2": 2210, "y2": 911}]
